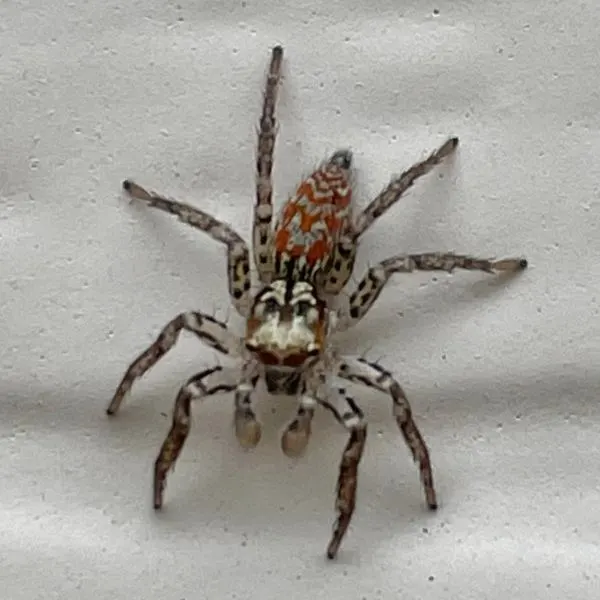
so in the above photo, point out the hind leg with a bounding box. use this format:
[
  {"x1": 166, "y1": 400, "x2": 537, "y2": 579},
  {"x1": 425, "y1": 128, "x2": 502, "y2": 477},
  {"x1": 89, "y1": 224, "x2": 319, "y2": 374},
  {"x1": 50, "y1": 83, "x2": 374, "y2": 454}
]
[
  {"x1": 323, "y1": 138, "x2": 459, "y2": 296},
  {"x1": 253, "y1": 45, "x2": 284, "y2": 283},
  {"x1": 354, "y1": 137, "x2": 459, "y2": 237},
  {"x1": 318, "y1": 149, "x2": 357, "y2": 295}
]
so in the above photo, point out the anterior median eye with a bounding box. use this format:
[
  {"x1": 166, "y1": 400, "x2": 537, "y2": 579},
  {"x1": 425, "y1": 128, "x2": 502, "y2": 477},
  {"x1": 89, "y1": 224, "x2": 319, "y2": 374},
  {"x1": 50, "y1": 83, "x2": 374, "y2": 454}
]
[
  {"x1": 263, "y1": 297, "x2": 280, "y2": 313},
  {"x1": 294, "y1": 300, "x2": 312, "y2": 317}
]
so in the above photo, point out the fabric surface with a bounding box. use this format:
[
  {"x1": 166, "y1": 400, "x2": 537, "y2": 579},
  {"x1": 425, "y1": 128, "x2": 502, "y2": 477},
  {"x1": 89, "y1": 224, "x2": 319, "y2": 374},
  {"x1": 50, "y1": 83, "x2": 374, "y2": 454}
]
[{"x1": 1, "y1": 1, "x2": 598, "y2": 598}]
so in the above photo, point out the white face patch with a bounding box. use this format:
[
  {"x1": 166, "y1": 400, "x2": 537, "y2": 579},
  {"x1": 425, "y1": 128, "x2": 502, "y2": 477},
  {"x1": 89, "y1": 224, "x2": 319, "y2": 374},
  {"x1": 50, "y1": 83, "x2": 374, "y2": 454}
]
[
  {"x1": 248, "y1": 279, "x2": 322, "y2": 353},
  {"x1": 250, "y1": 314, "x2": 316, "y2": 351}
]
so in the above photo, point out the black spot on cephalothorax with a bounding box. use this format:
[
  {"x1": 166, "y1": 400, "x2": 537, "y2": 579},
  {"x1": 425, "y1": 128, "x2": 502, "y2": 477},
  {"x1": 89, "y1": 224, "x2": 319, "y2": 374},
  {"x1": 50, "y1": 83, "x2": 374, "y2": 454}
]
[
  {"x1": 338, "y1": 245, "x2": 353, "y2": 259},
  {"x1": 298, "y1": 262, "x2": 308, "y2": 280},
  {"x1": 284, "y1": 265, "x2": 297, "y2": 303}
]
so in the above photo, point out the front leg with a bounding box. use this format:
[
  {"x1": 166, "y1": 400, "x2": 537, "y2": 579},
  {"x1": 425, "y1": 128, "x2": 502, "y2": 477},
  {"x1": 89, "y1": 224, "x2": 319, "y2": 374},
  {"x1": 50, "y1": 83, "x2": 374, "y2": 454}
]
[
  {"x1": 122, "y1": 180, "x2": 252, "y2": 316},
  {"x1": 106, "y1": 311, "x2": 241, "y2": 415},
  {"x1": 317, "y1": 385, "x2": 368, "y2": 559},
  {"x1": 154, "y1": 364, "x2": 252, "y2": 508},
  {"x1": 335, "y1": 252, "x2": 528, "y2": 332},
  {"x1": 336, "y1": 356, "x2": 437, "y2": 511},
  {"x1": 253, "y1": 45, "x2": 283, "y2": 283}
]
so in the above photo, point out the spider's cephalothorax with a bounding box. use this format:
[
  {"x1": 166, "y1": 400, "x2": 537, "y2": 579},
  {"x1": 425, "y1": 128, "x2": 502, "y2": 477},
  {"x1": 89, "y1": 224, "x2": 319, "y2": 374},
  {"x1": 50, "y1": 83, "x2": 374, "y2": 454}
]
[
  {"x1": 106, "y1": 45, "x2": 528, "y2": 559},
  {"x1": 245, "y1": 279, "x2": 326, "y2": 368}
]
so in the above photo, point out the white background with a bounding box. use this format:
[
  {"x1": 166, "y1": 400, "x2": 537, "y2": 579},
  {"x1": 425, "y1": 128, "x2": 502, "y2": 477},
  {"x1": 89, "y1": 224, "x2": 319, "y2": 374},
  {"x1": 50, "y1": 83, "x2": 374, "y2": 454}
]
[{"x1": 1, "y1": 1, "x2": 599, "y2": 598}]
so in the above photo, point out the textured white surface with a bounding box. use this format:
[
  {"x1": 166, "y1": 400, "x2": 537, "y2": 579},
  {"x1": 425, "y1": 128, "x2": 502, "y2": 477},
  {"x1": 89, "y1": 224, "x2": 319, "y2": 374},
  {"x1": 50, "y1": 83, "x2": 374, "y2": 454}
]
[{"x1": 1, "y1": 0, "x2": 599, "y2": 598}]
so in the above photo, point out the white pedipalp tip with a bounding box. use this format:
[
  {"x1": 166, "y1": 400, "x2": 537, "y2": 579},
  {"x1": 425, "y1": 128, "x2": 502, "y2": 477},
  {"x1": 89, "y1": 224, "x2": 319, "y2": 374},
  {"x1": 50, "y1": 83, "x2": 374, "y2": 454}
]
[{"x1": 300, "y1": 394, "x2": 317, "y2": 409}]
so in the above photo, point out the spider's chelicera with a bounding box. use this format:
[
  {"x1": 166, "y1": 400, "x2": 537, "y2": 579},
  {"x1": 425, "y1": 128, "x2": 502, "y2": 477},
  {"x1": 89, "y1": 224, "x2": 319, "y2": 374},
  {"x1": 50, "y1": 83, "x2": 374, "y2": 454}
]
[{"x1": 107, "y1": 45, "x2": 527, "y2": 559}]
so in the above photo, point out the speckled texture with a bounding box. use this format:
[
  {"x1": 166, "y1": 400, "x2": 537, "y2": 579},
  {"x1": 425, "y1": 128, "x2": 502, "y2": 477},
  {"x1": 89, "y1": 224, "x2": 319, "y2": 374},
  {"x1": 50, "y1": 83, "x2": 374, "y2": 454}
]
[{"x1": 1, "y1": 0, "x2": 599, "y2": 598}]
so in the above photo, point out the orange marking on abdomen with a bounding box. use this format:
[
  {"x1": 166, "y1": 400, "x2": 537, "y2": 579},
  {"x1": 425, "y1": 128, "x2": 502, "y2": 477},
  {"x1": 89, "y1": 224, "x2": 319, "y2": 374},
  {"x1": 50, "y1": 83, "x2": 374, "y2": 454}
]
[
  {"x1": 274, "y1": 227, "x2": 290, "y2": 253},
  {"x1": 274, "y1": 164, "x2": 353, "y2": 270}
]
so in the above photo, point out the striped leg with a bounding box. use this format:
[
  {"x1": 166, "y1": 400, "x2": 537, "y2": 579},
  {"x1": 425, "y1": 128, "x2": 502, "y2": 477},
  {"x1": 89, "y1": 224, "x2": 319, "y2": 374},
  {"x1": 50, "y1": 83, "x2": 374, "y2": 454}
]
[
  {"x1": 153, "y1": 365, "x2": 259, "y2": 509},
  {"x1": 335, "y1": 252, "x2": 528, "y2": 332},
  {"x1": 322, "y1": 137, "x2": 459, "y2": 296},
  {"x1": 336, "y1": 356, "x2": 438, "y2": 512},
  {"x1": 317, "y1": 385, "x2": 367, "y2": 559},
  {"x1": 319, "y1": 149, "x2": 357, "y2": 295},
  {"x1": 106, "y1": 312, "x2": 240, "y2": 415},
  {"x1": 253, "y1": 45, "x2": 283, "y2": 283},
  {"x1": 353, "y1": 136, "x2": 459, "y2": 238},
  {"x1": 122, "y1": 180, "x2": 252, "y2": 316}
]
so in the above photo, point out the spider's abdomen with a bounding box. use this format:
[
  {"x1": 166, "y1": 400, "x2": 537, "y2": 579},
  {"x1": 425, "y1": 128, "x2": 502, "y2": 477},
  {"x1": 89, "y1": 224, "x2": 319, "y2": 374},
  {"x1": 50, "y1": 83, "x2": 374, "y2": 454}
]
[{"x1": 273, "y1": 162, "x2": 352, "y2": 281}]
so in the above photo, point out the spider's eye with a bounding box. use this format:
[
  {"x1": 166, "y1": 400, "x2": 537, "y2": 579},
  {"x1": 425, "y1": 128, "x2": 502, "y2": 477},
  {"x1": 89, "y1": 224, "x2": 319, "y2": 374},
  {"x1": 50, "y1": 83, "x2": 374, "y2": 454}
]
[
  {"x1": 293, "y1": 300, "x2": 312, "y2": 317},
  {"x1": 263, "y1": 297, "x2": 280, "y2": 314}
]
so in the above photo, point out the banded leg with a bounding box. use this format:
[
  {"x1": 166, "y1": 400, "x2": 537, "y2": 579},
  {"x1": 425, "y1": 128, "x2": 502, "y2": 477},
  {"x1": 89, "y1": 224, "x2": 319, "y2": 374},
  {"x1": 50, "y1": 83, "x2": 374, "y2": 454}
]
[
  {"x1": 335, "y1": 252, "x2": 528, "y2": 332},
  {"x1": 317, "y1": 386, "x2": 367, "y2": 559},
  {"x1": 122, "y1": 180, "x2": 252, "y2": 316},
  {"x1": 336, "y1": 356, "x2": 437, "y2": 510},
  {"x1": 154, "y1": 365, "x2": 241, "y2": 509},
  {"x1": 353, "y1": 136, "x2": 459, "y2": 238},
  {"x1": 253, "y1": 45, "x2": 284, "y2": 283},
  {"x1": 106, "y1": 311, "x2": 240, "y2": 415},
  {"x1": 320, "y1": 149, "x2": 358, "y2": 295},
  {"x1": 322, "y1": 138, "x2": 458, "y2": 295}
]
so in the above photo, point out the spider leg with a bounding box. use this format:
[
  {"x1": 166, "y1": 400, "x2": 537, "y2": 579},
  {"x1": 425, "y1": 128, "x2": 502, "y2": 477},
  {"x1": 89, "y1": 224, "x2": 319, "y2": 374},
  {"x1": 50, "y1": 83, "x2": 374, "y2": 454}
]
[
  {"x1": 317, "y1": 385, "x2": 367, "y2": 560},
  {"x1": 334, "y1": 252, "x2": 528, "y2": 332},
  {"x1": 253, "y1": 45, "x2": 283, "y2": 283},
  {"x1": 353, "y1": 136, "x2": 458, "y2": 238},
  {"x1": 323, "y1": 138, "x2": 458, "y2": 296},
  {"x1": 318, "y1": 149, "x2": 357, "y2": 295},
  {"x1": 154, "y1": 364, "x2": 258, "y2": 508},
  {"x1": 122, "y1": 180, "x2": 252, "y2": 317},
  {"x1": 106, "y1": 311, "x2": 241, "y2": 415},
  {"x1": 335, "y1": 356, "x2": 437, "y2": 511}
]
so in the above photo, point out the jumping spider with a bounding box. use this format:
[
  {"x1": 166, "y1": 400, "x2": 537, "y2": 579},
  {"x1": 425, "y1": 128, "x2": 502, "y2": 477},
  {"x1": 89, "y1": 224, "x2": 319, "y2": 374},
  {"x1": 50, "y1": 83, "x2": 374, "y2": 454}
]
[{"x1": 106, "y1": 45, "x2": 527, "y2": 559}]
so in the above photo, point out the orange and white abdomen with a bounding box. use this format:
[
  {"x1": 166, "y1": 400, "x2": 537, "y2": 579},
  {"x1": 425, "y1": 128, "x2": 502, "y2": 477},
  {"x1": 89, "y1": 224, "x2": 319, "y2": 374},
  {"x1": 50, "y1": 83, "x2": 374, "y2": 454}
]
[{"x1": 273, "y1": 157, "x2": 353, "y2": 282}]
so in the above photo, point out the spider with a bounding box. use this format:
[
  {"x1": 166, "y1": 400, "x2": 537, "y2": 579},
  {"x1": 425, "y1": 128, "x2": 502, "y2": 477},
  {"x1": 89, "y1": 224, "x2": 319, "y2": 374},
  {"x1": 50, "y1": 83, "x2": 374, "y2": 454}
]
[{"x1": 106, "y1": 45, "x2": 527, "y2": 559}]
